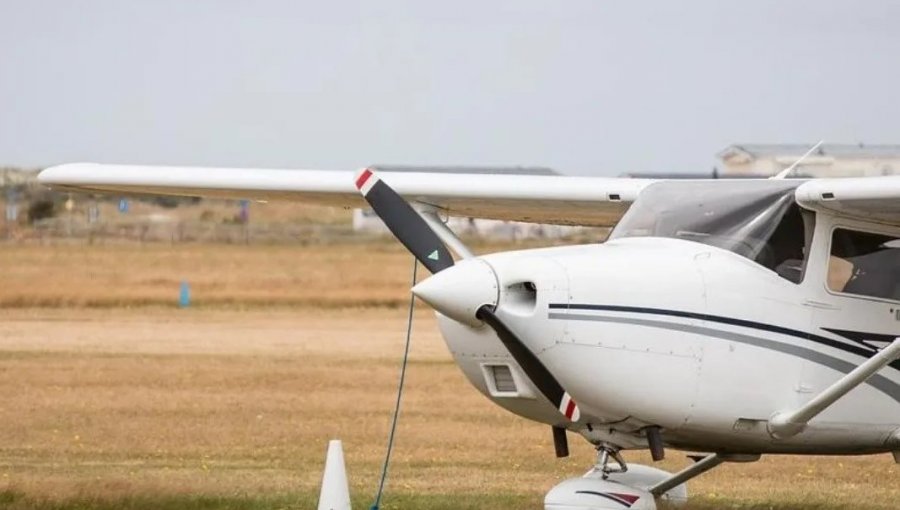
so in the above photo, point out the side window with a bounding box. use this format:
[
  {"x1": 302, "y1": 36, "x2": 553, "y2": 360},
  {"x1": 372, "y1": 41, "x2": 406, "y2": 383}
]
[{"x1": 828, "y1": 228, "x2": 900, "y2": 301}]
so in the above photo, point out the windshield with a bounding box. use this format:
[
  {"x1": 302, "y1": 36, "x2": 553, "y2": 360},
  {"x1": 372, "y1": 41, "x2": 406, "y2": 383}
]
[{"x1": 610, "y1": 180, "x2": 808, "y2": 279}]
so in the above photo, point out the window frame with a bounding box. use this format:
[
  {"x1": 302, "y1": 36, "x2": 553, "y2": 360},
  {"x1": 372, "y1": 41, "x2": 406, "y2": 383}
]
[
  {"x1": 824, "y1": 223, "x2": 900, "y2": 304},
  {"x1": 788, "y1": 208, "x2": 817, "y2": 285}
]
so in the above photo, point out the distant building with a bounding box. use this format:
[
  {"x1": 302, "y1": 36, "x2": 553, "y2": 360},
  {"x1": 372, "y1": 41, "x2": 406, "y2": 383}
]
[
  {"x1": 0, "y1": 167, "x2": 38, "y2": 188},
  {"x1": 718, "y1": 143, "x2": 900, "y2": 178}
]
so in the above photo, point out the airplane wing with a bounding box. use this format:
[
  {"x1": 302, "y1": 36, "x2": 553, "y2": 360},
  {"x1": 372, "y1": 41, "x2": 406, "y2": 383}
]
[
  {"x1": 795, "y1": 176, "x2": 900, "y2": 226},
  {"x1": 38, "y1": 163, "x2": 653, "y2": 227}
]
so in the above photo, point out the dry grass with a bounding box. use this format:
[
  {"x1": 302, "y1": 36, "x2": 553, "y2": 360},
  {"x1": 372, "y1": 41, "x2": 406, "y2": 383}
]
[
  {"x1": 0, "y1": 242, "x2": 570, "y2": 309},
  {"x1": 0, "y1": 243, "x2": 897, "y2": 508},
  {"x1": 0, "y1": 309, "x2": 575, "y2": 503},
  {"x1": 0, "y1": 243, "x2": 414, "y2": 309}
]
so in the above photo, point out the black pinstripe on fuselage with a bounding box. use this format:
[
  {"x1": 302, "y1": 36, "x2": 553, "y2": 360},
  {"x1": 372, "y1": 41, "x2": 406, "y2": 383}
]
[
  {"x1": 549, "y1": 303, "x2": 900, "y2": 372},
  {"x1": 548, "y1": 303, "x2": 900, "y2": 405}
]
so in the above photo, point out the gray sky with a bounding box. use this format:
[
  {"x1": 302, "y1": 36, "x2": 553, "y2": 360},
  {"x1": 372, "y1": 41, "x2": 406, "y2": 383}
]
[{"x1": 1, "y1": 1, "x2": 898, "y2": 176}]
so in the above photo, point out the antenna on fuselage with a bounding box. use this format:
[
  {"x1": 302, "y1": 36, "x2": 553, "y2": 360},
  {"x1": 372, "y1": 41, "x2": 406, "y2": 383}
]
[{"x1": 771, "y1": 140, "x2": 824, "y2": 179}]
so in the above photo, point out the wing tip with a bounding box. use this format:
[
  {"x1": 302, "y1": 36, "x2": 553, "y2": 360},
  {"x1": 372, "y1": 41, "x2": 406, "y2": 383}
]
[{"x1": 37, "y1": 162, "x2": 98, "y2": 185}]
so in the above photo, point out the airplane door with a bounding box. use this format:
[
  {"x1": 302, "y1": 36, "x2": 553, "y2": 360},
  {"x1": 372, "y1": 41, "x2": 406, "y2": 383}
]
[
  {"x1": 805, "y1": 224, "x2": 900, "y2": 425},
  {"x1": 813, "y1": 226, "x2": 900, "y2": 355}
]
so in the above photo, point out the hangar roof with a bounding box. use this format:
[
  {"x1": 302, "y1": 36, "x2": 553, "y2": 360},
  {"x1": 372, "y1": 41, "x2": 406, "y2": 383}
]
[{"x1": 719, "y1": 143, "x2": 900, "y2": 162}]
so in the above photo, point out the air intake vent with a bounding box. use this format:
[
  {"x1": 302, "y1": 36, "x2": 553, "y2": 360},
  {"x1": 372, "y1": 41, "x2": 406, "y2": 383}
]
[{"x1": 487, "y1": 365, "x2": 518, "y2": 393}]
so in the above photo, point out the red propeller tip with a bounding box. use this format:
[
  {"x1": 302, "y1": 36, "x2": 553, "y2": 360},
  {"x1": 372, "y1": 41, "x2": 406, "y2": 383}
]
[
  {"x1": 355, "y1": 168, "x2": 375, "y2": 192},
  {"x1": 560, "y1": 393, "x2": 580, "y2": 422}
]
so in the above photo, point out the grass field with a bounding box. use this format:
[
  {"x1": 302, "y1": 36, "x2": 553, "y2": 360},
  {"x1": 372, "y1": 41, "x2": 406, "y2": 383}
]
[
  {"x1": 0, "y1": 243, "x2": 897, "y2": 509},
  {"x1": 0, "y1": 240, "x2": 577, "y2": 309}
]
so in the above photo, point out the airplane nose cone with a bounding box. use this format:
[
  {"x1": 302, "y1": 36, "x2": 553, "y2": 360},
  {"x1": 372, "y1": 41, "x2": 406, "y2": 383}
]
[{"x1": 412, "y1": 258, "x2": 498, "y2": 327}]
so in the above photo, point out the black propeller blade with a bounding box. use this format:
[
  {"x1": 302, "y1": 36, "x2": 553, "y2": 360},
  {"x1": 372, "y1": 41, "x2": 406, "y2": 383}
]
[
  {"x1": 354, "y1": 168, "x2": 580, "y2": 424},
  {"x1": 476, "y1": 305, "x2": 581, "y2": 423},
  {"x1": 355, "y1": 168, "x2": 454, "y2": 274}
]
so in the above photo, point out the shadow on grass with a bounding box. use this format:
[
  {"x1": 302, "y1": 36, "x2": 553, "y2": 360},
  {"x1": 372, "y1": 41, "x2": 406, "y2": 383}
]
[
  {"x1": 0, "y1": 489, "x2": 531, "y2": 510},
  {"x1": 663, "y1": 500, "x2": 889, "y2": 510},
  {"x1": 0, "y1": 489, "x2": 888, "y2": 510}
]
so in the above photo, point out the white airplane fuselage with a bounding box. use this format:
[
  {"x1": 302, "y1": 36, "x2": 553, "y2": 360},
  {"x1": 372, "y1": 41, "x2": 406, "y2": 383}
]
[{"x1": 434, "y1": 213, "x2": 900, "y2": 456}]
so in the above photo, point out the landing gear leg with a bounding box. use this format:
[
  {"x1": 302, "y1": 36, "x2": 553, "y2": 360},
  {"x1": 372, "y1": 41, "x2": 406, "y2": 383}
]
[{"x1": 590, "y1": 443, "x2": 628, "y2": 479}]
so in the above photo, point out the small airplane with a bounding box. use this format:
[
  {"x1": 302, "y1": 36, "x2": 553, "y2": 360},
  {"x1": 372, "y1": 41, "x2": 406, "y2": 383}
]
[{"x1": 38, "y1": 160, "x2": 900, "y2": 509}]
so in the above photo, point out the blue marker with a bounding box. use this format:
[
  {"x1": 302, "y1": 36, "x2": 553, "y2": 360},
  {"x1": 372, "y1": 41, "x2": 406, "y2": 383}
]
[{"x1": 179, "y1": 281, "x2": 191, "y2": 308}]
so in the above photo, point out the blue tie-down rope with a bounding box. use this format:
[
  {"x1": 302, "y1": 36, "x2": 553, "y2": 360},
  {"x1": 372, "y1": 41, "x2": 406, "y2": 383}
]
[{"x1": 370, "y1": 259, "x2": 418, "y2": 510}]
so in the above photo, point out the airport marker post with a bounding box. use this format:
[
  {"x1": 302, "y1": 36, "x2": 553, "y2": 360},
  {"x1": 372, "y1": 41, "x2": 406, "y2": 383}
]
[{"x1": 179, "y1": 281, "x2": 191, "y2": 308}]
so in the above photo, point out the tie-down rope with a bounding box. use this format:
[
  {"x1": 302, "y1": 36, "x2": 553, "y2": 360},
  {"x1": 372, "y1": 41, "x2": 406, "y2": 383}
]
[{"x1": 370, "y1": 258, "x2": 418, "y2": 510}]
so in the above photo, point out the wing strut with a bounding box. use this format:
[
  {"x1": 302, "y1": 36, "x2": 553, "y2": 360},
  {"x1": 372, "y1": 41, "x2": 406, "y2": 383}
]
[
  {"x1": 648, "y1": 453, "x2": 760, "y2": 497},
  {"x1": 768, "y1": 338, "x2": 900, "y2": 439}
]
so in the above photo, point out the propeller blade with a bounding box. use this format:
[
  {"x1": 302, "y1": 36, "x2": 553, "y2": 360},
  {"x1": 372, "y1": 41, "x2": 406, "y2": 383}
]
[
  {"x1": 476, "y1": 305, "x2": 581, "y2": 423},
  {"x1": 354, "y1": 168, "x2": 580, "y2": 424},
  {"x1": 355, "y1": 168, "x2": 454, "y2": 274}
]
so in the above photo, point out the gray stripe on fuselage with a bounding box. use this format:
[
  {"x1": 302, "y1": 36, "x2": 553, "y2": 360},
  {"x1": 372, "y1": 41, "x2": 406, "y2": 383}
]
[{"x1": 548, "y1": 312, "x2": 900, "y2": 404}]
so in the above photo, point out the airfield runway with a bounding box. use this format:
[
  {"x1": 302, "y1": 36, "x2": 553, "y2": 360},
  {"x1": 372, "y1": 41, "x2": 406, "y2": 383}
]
[{"x1": 0, "y1": 243, "x2": 896, "y2": 509}]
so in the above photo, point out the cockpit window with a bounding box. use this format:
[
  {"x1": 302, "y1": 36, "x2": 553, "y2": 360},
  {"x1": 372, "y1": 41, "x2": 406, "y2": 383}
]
[
  {"x1": 828, "y1": 228, "x2": 900, "y2": 301},
  {"x1": 609, "y1": 180, "x2": 810, "y2": 282}
]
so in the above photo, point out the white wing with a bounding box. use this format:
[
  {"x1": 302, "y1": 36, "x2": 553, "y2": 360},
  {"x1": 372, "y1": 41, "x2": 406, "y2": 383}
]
[
  {"x1": 38, "y1": 163, "x2": 653, "y2": 227},
  {"x1": 795, "y1": 176, "x2": 900, "y2": 226}
]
